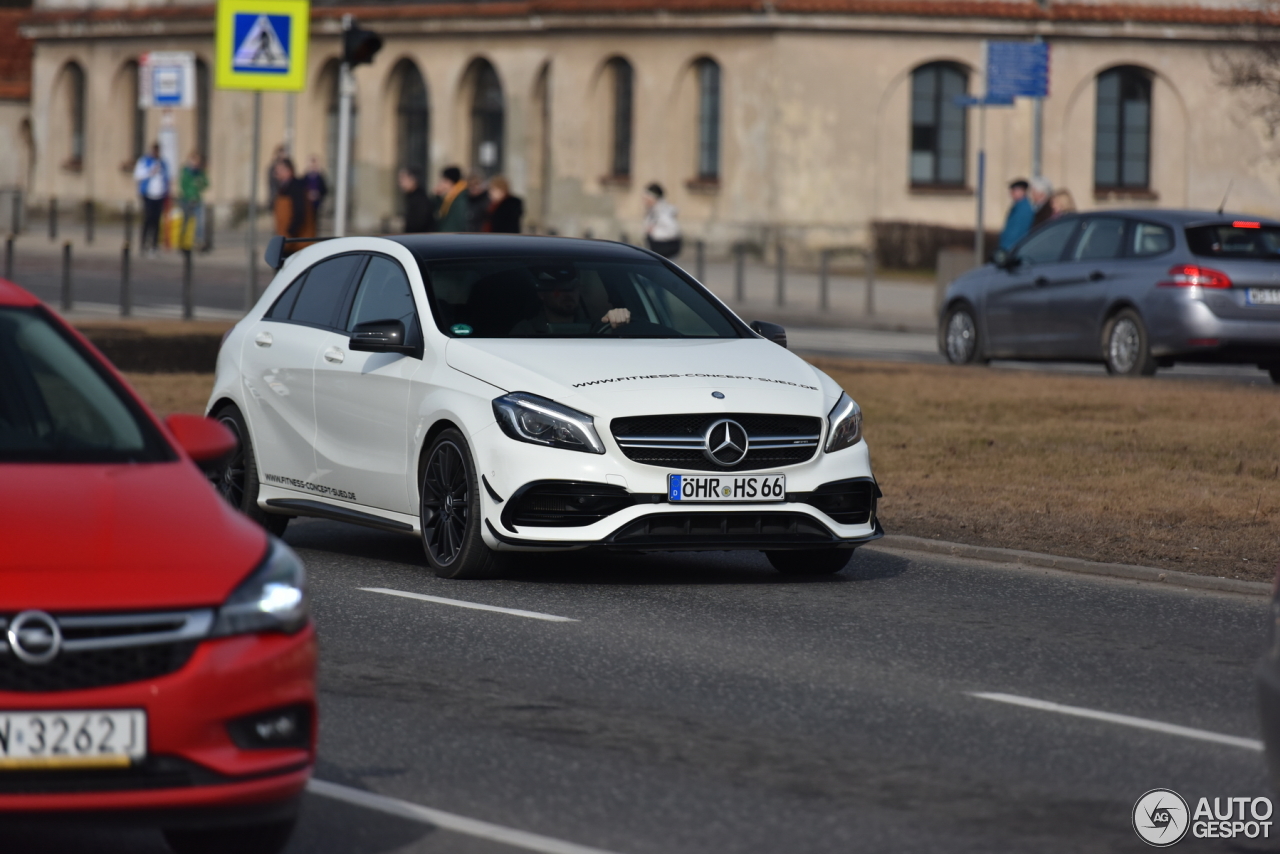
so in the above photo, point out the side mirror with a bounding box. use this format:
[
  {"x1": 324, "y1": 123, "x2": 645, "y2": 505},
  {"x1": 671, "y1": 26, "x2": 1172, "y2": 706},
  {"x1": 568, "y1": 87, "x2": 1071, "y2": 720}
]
[
  {"x1": 349, "y1": 319, "x2": 418, "y2": 356},
  {"x1": 166, "y1": 414, "x2": 236, "y2": 474},
  {"x1": 992, "y1": 248, "x2": 1017, "y2": 270},
  {"x1": 749, "y1": 320, "x2": 788, "y2": 349}
]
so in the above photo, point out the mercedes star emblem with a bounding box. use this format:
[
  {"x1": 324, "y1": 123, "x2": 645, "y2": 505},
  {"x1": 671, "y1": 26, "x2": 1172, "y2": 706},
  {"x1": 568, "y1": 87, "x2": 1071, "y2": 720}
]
[
  {"x1": 703, "y1": 419, "x2": 750, "y2": 467},
  {"x1": 8, "y1": 610, "x2": 62, "y2": 665}
]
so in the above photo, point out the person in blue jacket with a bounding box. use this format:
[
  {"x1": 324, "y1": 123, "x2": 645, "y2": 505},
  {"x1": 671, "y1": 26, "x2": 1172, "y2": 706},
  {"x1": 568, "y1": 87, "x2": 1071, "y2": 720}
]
[{"x1": 998, "y1": 178, "x2": 1034, "y2": 252}]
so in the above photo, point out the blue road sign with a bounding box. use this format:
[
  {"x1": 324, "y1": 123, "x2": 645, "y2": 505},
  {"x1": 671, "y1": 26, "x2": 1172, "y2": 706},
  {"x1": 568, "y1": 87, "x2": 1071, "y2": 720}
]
[
  {"x1": 987, "y1": 41, "x2": 1050, "y2": 99},
  {"x1": 231, "y1": 12, "x2": 292, "y2": 75}
]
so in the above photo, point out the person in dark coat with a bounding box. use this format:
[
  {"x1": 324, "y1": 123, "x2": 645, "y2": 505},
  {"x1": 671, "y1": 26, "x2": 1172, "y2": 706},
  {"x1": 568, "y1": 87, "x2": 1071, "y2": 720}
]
[
  {"x1": 483, "y1": 175, "x2": 524, "y2": 234},
  {"x1": 399, "y1": 167, "x2": 434, "y2": 233},
  {"x1": 272, "y1": 158, "x2": 314, "y2": 239},
  {"x1": 465, "y1": 171, "x2": 490, "y2": 232}
]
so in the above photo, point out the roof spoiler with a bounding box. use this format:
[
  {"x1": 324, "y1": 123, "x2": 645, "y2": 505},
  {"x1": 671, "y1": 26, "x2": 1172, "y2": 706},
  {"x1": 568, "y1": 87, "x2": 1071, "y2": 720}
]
[{"x1": 265, "y1": 235, "x2": 337, "y2": 271}]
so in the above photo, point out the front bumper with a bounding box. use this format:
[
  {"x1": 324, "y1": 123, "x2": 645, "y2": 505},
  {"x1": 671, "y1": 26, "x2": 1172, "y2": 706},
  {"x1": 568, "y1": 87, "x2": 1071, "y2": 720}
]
[{"x1": 0, "y1": 625, "x2": 317, "y2": 818}]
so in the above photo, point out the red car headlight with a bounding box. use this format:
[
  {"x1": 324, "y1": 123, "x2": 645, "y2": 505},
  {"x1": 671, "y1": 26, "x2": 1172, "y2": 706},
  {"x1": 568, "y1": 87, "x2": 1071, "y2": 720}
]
[{"x1": 210, "y1": 538, "x2": 309, "y2": 637}]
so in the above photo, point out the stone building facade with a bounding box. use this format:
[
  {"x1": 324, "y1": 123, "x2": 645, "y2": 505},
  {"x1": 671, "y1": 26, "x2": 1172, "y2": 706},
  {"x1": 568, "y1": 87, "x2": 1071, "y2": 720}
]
[{"x1": 18, "y1": 0, "x2": 1280, "y2": 257}]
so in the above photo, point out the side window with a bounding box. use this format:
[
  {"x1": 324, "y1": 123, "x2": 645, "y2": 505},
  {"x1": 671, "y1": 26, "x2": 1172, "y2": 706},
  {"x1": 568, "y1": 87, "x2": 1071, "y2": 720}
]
[
  {"x1": 1131, "y1": 222, "x2": 1173, "y2": 256},
  {"x1": 1072, "y1": 218, "x2": 1127, "y2": 261},
  {"x1": 265, "y1": 274, "x2": 306, "y2": 319},
  {"x1": 1017, "y1": 220, "x2": 1077, "y2": 265},
  {"x1": 347, "y1": 256, "x2": 418, "y2": 331},
  {"x1": 289, "y1": 255, "x2": 363, "y2": 328}
]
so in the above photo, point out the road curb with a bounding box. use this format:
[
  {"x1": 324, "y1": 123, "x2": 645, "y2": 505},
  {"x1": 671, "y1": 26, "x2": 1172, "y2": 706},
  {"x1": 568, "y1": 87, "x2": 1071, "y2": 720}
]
[{"x1": 868, "y1": 534, "x2": 1272, "y2": 597}]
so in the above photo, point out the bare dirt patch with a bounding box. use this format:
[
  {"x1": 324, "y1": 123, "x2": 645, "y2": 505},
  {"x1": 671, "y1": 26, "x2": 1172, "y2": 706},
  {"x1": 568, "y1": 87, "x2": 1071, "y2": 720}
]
[
  {"x1": 122, "y1": 361, "x2": 1280, "y2": 582},
  {"x1": 813, "y1": 358, "x2": 1280, "y2": 582}
]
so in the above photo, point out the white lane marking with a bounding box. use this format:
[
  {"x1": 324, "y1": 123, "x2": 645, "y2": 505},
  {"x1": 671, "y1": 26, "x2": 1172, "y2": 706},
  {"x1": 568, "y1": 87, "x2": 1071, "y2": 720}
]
[
  {"x1": 308, "y1": 779, "x2": 622, "y2": 854},
  {"x1": 360, "y1": 587, "x2": 578, "y2": 623},
  {"x1": 971, "y1": 692, "x2": 1264, "y2": 752}
]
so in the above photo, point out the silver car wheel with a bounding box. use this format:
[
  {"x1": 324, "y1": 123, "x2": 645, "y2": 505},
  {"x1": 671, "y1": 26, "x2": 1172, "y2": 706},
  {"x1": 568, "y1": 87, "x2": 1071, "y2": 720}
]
[
  {"x1": 1108, "y1": 317, "x2": 1141, "y2": 374},
  {"x1": 945, "y1": 310, "x2": 977, "y2": 364}
]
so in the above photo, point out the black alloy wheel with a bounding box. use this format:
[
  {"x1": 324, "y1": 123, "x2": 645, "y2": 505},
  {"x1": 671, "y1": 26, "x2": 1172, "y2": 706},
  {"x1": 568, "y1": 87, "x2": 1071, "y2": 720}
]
[
  {"x1": 1103, "y1": 309, "x2": 1157, "y2": 377},
  {"x1": 210, "y1": 404, "x2": 289, "y2": 537},
  {"x1": 419, "y1": 429, "x2": 502, "y2": 579},
  {"x1": 940, "y1": 304, "x2": 984, "y2": 365},
  {"x1": 764, "y1": 548, "x2": 853, "y2": 575}
]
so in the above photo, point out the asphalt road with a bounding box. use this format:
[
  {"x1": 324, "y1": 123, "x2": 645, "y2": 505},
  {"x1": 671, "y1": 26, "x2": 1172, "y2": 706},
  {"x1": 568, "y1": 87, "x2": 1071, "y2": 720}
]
[{"x1": 13, "y1": 517, "x2": 1276, "y2": 852}]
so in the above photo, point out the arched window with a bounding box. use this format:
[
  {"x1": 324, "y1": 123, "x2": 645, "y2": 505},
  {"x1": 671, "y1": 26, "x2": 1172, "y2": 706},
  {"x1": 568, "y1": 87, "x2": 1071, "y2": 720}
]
[
  {"x1": 695, "y1": 58, "x2": 721, "y2": 180},
  {"x1": 469, "y1": 60, "x2": 504, "y2": 178},
  {"x1": 910, "y1": 62, "x2": 968, "y2": 187},
  {"x1": 196, "y1": 58, "x2": 211, "y2": 162},
  {"x1": 396, "y1": 61, "x2": 429, "y2": 178},
  {"x1": 607, "y1": 58, "x2": 633, "y2": 179},
  {"x1": 64, "y1": 62, "x2": 86, "y2": 171},
  {"x1": 120, "y1": 60, "x2": 146, "y2": 162},
  {"x1": 1095, "y1": 66, "x2": 1151, "y2": 190}
]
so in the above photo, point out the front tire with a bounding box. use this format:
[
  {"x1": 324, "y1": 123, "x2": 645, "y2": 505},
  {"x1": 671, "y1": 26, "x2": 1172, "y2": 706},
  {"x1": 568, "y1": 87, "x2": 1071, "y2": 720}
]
[
  {"x1": 1103, "y1": 309, "x2": 1157, "y2": 377},
  {"x1": 940, "y1": 304, "x2": 983, "y2": 365},
  {"x1": 420, "y1": 429, "x2": 502, "y2": 579},
  {"x1": 211, "y1": 404, "x2": 289, "y2": 537},
  {"x1": 765, "y1": 549, "x2": 853, "y2": 575},
  {"x1": 164, "y1": 819, "x2": 296, "y2": 854}
]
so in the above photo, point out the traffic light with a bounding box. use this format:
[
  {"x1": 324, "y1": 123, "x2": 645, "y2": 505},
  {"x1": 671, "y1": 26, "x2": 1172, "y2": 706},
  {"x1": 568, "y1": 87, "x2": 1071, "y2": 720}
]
[{"x1": 343, "y1": 25, "x2": 382, "y2": 66}]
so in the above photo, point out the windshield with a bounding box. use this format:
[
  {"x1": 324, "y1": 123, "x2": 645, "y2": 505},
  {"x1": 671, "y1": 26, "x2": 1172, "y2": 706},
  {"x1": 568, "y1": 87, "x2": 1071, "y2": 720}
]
[
  {"x1": 0, "y1": 307, "x2": 172, "y2": 463},
  {"x1": 419, "y1": 257, "x2": 743, "y2": 339},
  {"x1": 1186, "y1": 224, "x2": 1280, "y2": 259}
]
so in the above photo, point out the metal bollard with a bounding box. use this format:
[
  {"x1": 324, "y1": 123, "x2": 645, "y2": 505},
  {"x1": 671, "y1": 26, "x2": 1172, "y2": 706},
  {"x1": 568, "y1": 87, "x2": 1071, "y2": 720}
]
[
  {"x1": 733, "y1": 244, "x2": 745, "y2": 302},
  {"x1": 775, "y1": 241, "x2": 786, "y2": 308},
  {"x1": 49, "y1": 197, "x2": 57, "y2": 242},
  {"x1": 819, "y1": 249, "x2": 831, "y2": 312},
  {"x1": 124, "y1": 204, "x2": 134, "y2": 248},
  {"x1": 864, "y1": 250, "x2": 877, "y2": 317},
  {"x1": 60, "y1": 241, "x2": 72, "y2": 312},
  {"x1": 120, "y1": 242, "x2": 131, "y2": 317},
  {"x1": 4, "y1": 236, "x2": 11, "y2": 282},
  {"x1": 695, "y1": 240, "x2": 705, "y2": 282},
  {"x1": 203, "y1": 206, "x2": 214, "y2": 252},
  {"x1": 182, "y1": 249, "x2": 194, "y2": 320},
  {"x1": 85, "y1": 200, "x2": 95, "y2": 244}
]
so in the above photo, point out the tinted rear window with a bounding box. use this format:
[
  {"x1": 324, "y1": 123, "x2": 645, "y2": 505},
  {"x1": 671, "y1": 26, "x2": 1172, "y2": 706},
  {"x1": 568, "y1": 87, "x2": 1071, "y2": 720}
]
[{"x1": 1186, "y1": 224, "x2": 1280, "y2": 259}]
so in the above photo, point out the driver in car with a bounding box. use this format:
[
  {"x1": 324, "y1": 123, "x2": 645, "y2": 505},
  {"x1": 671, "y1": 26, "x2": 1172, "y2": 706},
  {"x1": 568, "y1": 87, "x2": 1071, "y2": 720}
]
[{"x1": 510, "y1": 267, "x2": 630, "y2": 335}]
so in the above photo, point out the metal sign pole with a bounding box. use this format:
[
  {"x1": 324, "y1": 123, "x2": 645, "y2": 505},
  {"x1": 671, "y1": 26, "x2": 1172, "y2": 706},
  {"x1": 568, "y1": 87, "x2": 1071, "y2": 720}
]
[
  {"x1": 1032, "y1": 35, "x2": 1045, "y2": 178},
  {"x1": 246, "y1": 90, "x2": 261, "y2": 309},
  {"x1": 334, "y1": 14, "x2": 354, "y2": 237},
  {"x1": 975, "y1": 103, "x2": 987, "y2": 267}
]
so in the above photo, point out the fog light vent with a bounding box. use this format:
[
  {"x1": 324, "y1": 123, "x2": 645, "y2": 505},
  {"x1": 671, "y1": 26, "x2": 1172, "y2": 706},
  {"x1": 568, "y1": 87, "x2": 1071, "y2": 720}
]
[{"x1": 227, "y1": 704, "x2": 311, "y2": 750}]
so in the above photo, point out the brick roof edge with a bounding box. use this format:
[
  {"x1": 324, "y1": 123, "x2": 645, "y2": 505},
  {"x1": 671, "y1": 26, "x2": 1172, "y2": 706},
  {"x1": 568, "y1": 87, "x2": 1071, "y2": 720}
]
[{"x1": 21, "y1": 0, "x2": 1277, "y2": 29}]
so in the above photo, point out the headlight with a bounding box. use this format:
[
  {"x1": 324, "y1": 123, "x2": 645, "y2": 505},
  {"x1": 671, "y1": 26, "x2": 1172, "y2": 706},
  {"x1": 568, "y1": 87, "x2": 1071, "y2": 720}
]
[
  {"x1": 492, "y1": 392, "x2": 605, "y2": 454},
  {"x1": 210, "y1": 538, "x2": 308, "y2": 637},
  {"x1": 825, "y1": 392, "x2": 863, "y2": 453}
]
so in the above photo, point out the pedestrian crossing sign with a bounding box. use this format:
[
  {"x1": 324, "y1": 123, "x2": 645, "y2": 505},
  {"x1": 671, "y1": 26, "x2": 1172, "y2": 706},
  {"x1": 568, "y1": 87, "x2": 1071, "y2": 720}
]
[{"x1": 215, "y1": 0, "x2": 309, "y2": 91}]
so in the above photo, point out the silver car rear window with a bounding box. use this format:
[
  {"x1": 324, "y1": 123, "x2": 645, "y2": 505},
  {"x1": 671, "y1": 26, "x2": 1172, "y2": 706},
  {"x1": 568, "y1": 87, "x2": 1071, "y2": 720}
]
[{"x1": 1186, "y1": 224, "x2": 1280, "y2": 259}]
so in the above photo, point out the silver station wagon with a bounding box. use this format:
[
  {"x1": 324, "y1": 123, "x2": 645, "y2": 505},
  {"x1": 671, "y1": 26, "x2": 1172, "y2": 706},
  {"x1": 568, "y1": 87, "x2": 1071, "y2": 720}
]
[{"x1": 939, "y1": 210, "x2": 1280, "y2": 382}]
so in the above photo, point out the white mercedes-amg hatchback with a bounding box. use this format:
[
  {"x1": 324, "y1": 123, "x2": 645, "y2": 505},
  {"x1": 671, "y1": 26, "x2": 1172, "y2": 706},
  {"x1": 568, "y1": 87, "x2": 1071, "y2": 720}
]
[{"x1": 208, "y1": 234, "x2": 881, "y2": 578}]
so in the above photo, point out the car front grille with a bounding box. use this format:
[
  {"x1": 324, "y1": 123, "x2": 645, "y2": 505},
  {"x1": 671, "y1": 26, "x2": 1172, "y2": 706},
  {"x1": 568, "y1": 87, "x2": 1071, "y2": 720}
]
[
  {"x1": 0, "y1": 610, "x2": 212, "y2": 693},
  {"x1": 610, "y1": 413, "x2": 822, "y2": 471},
  {"x1": 609, "y1": 512, "x2": 836, "y2": 548}
]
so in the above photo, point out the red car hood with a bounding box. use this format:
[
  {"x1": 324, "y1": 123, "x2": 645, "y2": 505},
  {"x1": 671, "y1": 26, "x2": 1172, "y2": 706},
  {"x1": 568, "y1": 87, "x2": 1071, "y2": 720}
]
[{"x1": 1, "y1": 462, "x2": 268, "y2": 612}]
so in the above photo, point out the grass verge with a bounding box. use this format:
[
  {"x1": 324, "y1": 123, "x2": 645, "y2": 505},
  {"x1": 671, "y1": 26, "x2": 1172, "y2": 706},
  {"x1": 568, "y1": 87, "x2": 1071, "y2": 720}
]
[{"x1": 123, "y1": 361, "x2": 1280, "y2": 582}]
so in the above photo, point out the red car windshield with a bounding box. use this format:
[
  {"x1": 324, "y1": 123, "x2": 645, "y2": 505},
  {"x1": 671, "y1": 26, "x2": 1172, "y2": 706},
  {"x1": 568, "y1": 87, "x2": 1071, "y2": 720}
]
[{"x1": 0, "y1": 307, "x2": 172, "y2": 463}]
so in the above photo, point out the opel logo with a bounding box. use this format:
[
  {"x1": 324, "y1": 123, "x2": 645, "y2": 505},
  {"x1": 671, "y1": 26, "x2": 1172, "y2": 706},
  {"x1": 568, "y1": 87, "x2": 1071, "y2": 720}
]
[
  {"x1": 8, "y1": 610, "x2": 62, "y2": 665},
  {"x1": 703, "y1": 419, "x2": 750, "y2": 467}
]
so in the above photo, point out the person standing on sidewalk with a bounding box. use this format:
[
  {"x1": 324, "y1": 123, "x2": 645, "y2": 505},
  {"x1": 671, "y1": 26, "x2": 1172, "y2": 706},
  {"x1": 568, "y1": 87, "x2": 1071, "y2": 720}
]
[
  {"x1": 133, "y1": 143, "x2": 169, "y2": 258},
  {"x1": 643, "y1": 183, "x2": 682, "y2": 259},
  {"x1": 433, "y1": 166, "x2": 469, "y2": 233},
  {"x1": 272, "y1": 158, "x2": 314, "y2": 240},
  {"x1": 303, "y1": 155, "x2": 328, "y2": 226},
  {"x1": 483, "y1": 176, "x2": 524, "y2": 234},
  {"x1": 998, "y1": 178, "x2": 1034, "y2": 252},
  {"x1": 178, "y1": 151, "x2": 209, "y2": 252},
  {"x1": 399, "y1": 167, "x2": 434, "y2": 233},
  {"x1": 1029, "y1": 176, "x2": 1055, "y2": 229}
]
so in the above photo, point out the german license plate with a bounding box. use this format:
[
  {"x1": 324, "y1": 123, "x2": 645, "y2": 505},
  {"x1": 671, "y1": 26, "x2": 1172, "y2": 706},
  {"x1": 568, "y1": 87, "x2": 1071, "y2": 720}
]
[
  {"x1": 668, "y1": 473, "x2": 786, "y2": 502},
  {"x1": 1247, "y1": 288, "x2": 1280, "y2": 305},
  {"x1": 0, "y1": 709, "x2": 146, "y2": 770}
]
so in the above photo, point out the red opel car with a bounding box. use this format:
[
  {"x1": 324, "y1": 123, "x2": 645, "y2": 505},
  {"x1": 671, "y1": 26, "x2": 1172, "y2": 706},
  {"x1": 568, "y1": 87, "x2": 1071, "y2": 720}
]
[{"x1": 0, "y1": 280, "x2": 316, "y2": 854}]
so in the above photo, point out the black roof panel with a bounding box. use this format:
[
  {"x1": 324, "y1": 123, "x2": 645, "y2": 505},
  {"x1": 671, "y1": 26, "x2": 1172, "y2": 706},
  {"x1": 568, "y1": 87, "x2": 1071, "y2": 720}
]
[{"x1": 384, "y1": 233, "x2": 655, "y2": 262}]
